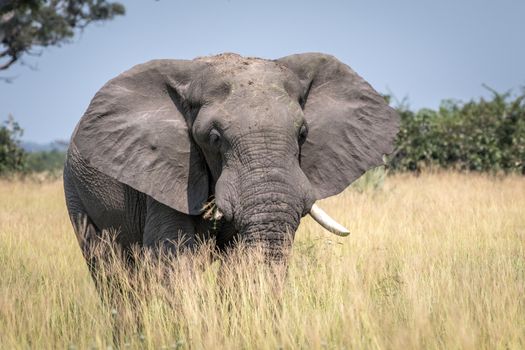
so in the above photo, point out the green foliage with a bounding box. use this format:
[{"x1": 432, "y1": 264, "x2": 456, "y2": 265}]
[
  {"x1": 390, "y1": 89, "x2": 525, "y2": 173},
  {"x1": 1, "y1": 115, "x2": 65, "y2": 176},
  {"x1": 0, "y1": 114, "x2": 26, "y2": 174},
  {"x1": 0, "y1": 0, "x2": 125, "y2": 72},
  {"x1": 351, "y1": 165, "x2": 388, "y2": 193},
  {"x1": 26, "y1": 149, "x2": 65, "y2": 174}
]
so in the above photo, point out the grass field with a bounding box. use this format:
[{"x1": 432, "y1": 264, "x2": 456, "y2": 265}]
[{"x1": 1, "y1": 173, "x2": 524, "y2": 349}]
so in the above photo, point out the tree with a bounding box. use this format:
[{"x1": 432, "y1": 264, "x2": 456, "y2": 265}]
[
  {"x1": 0, "y1": 0, "x2": 124, "y2": 73},
  {"x1": 0, "y1": 114, "x2": 26, "y2": 174}
]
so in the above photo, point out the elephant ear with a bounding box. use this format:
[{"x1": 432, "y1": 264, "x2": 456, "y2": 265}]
[
  {"x1": 276, "y1": 53, "x2": 400, "y2": 199},
  {"x1": 71, "y1": 59, "x2": 209, "y2": 215}
]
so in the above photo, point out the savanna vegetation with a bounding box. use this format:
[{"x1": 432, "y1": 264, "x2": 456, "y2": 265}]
[
  {"x1": 0, "y1": 114, "x2": 25, "y2": 174},
  {"x1": 391, "y1": 88, "x2": 525, "y2": 173},
  {"x1": 0, "y1": 115, "x2": 66, "y2": 176},
  {"x1": 1, "y1": 173, "x2": 524, "y2": 349}
]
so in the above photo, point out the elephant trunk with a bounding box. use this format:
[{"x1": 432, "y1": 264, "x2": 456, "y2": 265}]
[
  {"x1": 234, "y1": 167, "x2": 310, "y2": 263},
  {"x1": 240, "y1": 199, "x2": 300, "y2": 262}
]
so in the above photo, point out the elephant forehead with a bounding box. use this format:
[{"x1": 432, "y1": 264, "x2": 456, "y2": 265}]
[
  {"x1": 201, "y1": 55, "x2": 283, "y2": 82},
  {"x1": 213, "y1": 93, "x2": 304, "y2": 131},
  {"x1": 193, "y1": 54, "x2": 302, "y2": 103},
  {"x1": 197, "y1": 52, "x2": 267, "y2": 70}
]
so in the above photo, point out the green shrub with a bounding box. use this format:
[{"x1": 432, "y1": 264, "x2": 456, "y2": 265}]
[
  {"x1": 0, "y1": 115, "x2": 26, "y2": 175},
  {"x1": 26, "y1": 150, "x2": 66, "y2": 174},
  {"x1": 1, "y1": 115, "x2": 66, "y2": 177},
  {"x1": 351, "y1": 165, "x2": 388, "y2": 193},
  {"x1": 390, "y1": 89, "x2": 525, "y2": 173}
]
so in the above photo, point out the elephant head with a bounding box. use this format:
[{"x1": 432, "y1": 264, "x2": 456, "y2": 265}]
[{"x1": 72, "y1": 53, "x2": 399, "y2": 260}]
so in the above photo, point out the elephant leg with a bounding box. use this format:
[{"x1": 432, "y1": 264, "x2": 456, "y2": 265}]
[
  {"x1": 143, "y1": 196, "x2": 197, "y2": 255},
  {"x1": 63, "y1": 168, "x2": 104, "y2": 278},
  {"x1": 64, "y1": 168, "x2": 136, "y2": 345},
  {"x1": 64, "y1": 155, "x2": 156, "y2": 346}
]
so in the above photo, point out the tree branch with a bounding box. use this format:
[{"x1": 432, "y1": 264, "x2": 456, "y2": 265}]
[
  {"x1": 0, "y1": 56, "x2": 17, "y2": 71},
  {"x1": 0, "y1": 1, "x2": 125, "y2": 77}
]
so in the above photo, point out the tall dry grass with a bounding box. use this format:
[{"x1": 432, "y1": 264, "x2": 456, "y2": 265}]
[{"x1": 0, "y1": 173, "x2": 524, "y2": 349}]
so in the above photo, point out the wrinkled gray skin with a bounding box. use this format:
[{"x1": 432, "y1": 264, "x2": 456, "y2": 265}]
[{"x1": 64, "y1": 53, "x2": 399, "y2": 270}]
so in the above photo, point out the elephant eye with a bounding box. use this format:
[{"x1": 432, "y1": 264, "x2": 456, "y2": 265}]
[
  {"x1": 298, "y1": 124, "x2": 308, "y2": 146},
  {"x1": 209, "y1": 128, "x2": 222, "y2": 148}
]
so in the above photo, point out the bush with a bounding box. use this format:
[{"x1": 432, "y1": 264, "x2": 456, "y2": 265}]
[
  {"x1": 1, "y1": 115, "x2": 66, "y2": 178},
  {"x1": 389, "y1": 89, "x2": 525, "y2": 173},
  {"x1": 0, "y1": 115, "x2": 26, "y2": 175},
  {"x1": 26, "y1": 150, "x2": 66, "y2": 174}
]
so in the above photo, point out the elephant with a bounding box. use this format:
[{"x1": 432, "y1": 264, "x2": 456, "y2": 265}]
[{"x1": 63, "y1": 52, "x2": 399, "y2": 274}]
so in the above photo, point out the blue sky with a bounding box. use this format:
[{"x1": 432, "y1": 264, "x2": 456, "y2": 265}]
[{"x1": 1, "y1": 0, "x2": 524, "y2": 142}]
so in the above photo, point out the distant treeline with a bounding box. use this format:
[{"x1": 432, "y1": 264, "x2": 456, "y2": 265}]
[
  {"x1": 0, "y1": 116, "x2": 66, "y2": 177},
  {"x1": 389, "y1": 88, "x2": 525, "y2": 173},
  {"x1": 25, "y1": 150, "x2": 67, "y2": 174},
  {"x1": 1, "y1": 88, "x2": 524, "y2": 177}
]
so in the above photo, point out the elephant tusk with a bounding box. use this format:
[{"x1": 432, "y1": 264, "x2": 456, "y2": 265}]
[{"x1": 309, "y1": 204, "x2": 350, "y2": 237}]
